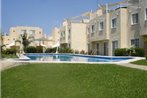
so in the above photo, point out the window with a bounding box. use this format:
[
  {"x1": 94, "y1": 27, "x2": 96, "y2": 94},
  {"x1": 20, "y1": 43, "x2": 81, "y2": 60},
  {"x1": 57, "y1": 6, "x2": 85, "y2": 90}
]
[
  {"x1": 111, "y1": 18, "x2": 117, "y2": 28},
  {"x1": 131, "y1": 39, "x2": 139, "y2": 47},
  {"x1": 88, "y1": 27, "x2": 90, "y2": 33},
  {"x1": 69, "y1": 29, "x2": 71, "y2": 34},
  {"x1": 91, "y1": 25, "x2": 95, "y2": 33},
  {"x1": 96, "y1": 43, "x2": 99, "y2": 55},
  {"x1": 99, "y1": 22, "x2": 104, "y2": 31},
  {"x1": 21, "y1": 30, "x2": 27, "y2": 34},
  {"x1": 145, "y1": 8, "x2": 147, "y2": 20},
  {"x1": 104, "y1": 42, "x2": 108, "y2": 56},
  {"x1": 112, "y1": 41, "x2": 118, "y2": 54},
  {"x1": 131, "y1": 13, "x2": 139, "y2": 24},
  {"x1": 61, "y1": 32, "x2": 63, "y2": 37},
  {"x1": 61, "y1": 31, "x2": 65, "y2": 37},
  {"x1": 30, "y1": 30, "x2": 35, "y2": 35}
]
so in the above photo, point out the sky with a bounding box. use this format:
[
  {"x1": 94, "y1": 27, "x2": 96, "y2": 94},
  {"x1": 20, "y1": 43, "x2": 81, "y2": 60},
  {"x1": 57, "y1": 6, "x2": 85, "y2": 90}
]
[{"x1": 2, "y1": 0, "x2": 122, "y2": 36}]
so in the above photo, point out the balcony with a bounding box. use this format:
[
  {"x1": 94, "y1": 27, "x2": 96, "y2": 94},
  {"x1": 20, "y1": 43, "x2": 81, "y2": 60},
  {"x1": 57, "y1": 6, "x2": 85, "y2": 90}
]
[{"x1": 88, "y1": 31, "x2": 109, "y2": 42}]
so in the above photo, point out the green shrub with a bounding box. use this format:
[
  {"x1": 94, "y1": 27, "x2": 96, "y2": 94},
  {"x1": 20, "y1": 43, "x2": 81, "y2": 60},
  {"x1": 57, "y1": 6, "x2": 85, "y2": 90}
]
[
  {"x1": 88, "y1": 50, "x2": 93, "y2": 55},
  {"x1": 80, "y1": 50, "x2": 85, "y2": 54},
  {"x1": 114, "y1": 48, "x2": 128, "y2": 56},
  {"x1": 36, "y1": 46, "x2": 43, "y2": 53},
  {"x1": 59, "y1": 47, "x2": 73, "y2": 53},
  {"x1": 75, "y1": 50, "x2": 79, "y2": 54},
  {"x1": 114, "y1": 48, "x2": 145, "y2": 57},
  {"x1": 26, "y1": 46, "x2": 37, "y2": 53},
  {"x1": 2, "y1": 48, "x2": 17, "y2": 55},
  {"x1": 45, "y1": 48, "x2": 56, "y2": 53},
  {"x1": 132, "y1": 48, "x2": 145, "y2": 57},
  {"x1": 1, "y1": 54, "x2": 18, "y2": 58}
]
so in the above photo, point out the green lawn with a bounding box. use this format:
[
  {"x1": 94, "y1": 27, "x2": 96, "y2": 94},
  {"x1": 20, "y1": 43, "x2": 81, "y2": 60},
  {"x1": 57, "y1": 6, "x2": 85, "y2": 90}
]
[
  {"x1": 131, "y1": 60, "x2": 147, "y2": 66},
  {"x1": 2, "y1": 63, "x2": 147, "y2": 98}
]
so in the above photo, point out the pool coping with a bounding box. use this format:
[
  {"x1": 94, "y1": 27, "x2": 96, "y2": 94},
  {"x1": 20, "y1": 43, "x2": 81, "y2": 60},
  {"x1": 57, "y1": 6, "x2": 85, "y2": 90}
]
[
  {"x1": 14, "y1": 53, "x2": 145, "y2": 64},
  {"x1": 1, "y1": 56, "x2": 146, "y2": 71}
]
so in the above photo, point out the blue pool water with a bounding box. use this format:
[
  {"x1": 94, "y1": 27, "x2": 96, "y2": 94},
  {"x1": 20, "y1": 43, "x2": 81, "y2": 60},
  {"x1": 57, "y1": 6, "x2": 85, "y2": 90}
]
[{"x1": 25, "y1": 53, "x2": 133, "y2": 62}]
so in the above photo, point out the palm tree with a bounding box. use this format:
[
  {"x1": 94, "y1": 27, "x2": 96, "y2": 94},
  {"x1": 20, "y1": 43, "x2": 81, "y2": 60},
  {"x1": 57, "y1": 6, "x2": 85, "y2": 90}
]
[{"x1": 20, "y1": 32, "x2": 34, "y2": 53}]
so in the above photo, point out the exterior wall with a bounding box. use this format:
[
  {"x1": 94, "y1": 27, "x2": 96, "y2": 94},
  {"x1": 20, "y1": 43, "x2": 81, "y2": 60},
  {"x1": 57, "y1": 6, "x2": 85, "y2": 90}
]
[
  {"x1": 59, "y1": 0, "x2": 146, "y2": 55},
  {"x1": 88, "y1": 0, "x2": 147, "y2": 56},
  {"x1": 3, "y1": 35, "x2": 11, "y2": 45},
  {"x1": 109, "y1": 8, "x2": 128, "y2": 55},
  {"x1": 60, "y1": 20, "x2": 70, "y2": 47},
  {"x1": 60, "y1": 20, "x2": 88, "y2": 52},
  {"x1": 3, "y1": 26, "x2": 44, "y2": 47},
  {"x1": 51, "y1": 27, "x2": 60, "y2": 45},
  {"x1": 127, "y1": 8, "x2": 142, "y2": 48},
  {"x1": 70, "y1": 23, "x2": 87, "y2": 52},
  {"x1": 127, "y1": 0, "x2": 147, "y2": 49},
  {"x1": 139, "y1": 0, "x2": 147, "y2": 36},
  {"x1": 87, "y1": 9, "x2": 110, "y2": 55},
  {"x1": 46, "y1": 36, "x2": 53, "y2": 48}
]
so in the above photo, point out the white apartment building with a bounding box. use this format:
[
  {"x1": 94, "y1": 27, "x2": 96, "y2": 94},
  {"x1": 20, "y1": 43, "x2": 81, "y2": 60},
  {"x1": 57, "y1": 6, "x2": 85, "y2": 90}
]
[
  {"x1": 60, "y1": 18, "x2": 89, "y2": 52},
  {"x1": 51, "y1": 27, "x2": 60, "y2": 46},
  {"x1": 127, "y1": 0, "x2": 147, "y2": 54},
  {"x1": 2, "y1": 26, "x2": 46, "y2": 48},
  {"x1": 87, "y1": 0, "x2": 147, "y2": 56}
]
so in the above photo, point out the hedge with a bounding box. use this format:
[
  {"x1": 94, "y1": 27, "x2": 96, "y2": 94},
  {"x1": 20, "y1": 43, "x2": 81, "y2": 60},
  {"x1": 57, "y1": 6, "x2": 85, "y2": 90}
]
[
  {"x1": 26, "y1": 46, "x2": 37, "y2": 53},
  {"x1": 115, "y1": 48, "x2": 145, "y2": 57}
]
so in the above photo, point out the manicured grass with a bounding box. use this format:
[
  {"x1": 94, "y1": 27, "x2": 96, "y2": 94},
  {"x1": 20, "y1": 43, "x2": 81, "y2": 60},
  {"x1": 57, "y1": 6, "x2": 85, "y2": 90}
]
[
  {"x1": 2, "y1": 63, "x2": 147, "y2": 98},
  {"x1": 131, "y1": 60, "x2": 147, "y2": 66}
]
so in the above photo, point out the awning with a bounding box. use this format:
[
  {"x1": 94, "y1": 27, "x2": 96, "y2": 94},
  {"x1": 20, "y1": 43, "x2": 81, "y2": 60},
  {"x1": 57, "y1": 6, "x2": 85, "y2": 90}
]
[
  {"x1": 52, "y1": 43, "x2": 60, "y2": 48},
  {"x1": 6, "y1": 41, "x2": 15, "y2": 48},
  {"x1": 40, "y1": 43, "x2": 47, "y2": 48}
]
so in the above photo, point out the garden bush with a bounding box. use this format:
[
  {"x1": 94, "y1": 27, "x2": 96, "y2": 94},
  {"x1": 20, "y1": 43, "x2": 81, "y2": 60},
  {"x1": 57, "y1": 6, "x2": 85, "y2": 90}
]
[
  {"x1": 132, "y1": 48, "x2": 145, "y2": 57},
  {"x1": 114, "y1": 48, "x2": 128, "y2": 56},
  {"x1": 36, "y1": 46, "x2": 43, "y2": 53},
  {"x1": 114, "y1": 48, "x2": 145, "y2": 57},
  {"x1": 45, "y1": 48, "x2": 56, "y2": 53},
  {"x1": 80, "y1": 50, "x2": 86, "y2": 54},
  {"x1": 26, "y1": 46, "x2": 37, "y2": 53},
  {"x1": 2, "y1": 48, "x2": 17, "y2": 55},
  {"x1": 88, "y1": 50, "x2": 93, "y2": 55},
  {"x1": 59, "y1": 47, "x2": 73, "y2": 53},
  {"x1": 74, "y1": 50, "x2": 79, "y2": 54}
]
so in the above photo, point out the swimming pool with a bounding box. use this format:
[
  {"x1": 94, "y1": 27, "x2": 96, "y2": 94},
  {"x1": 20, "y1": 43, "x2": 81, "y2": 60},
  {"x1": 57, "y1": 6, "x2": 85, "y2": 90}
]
[{"x1": 25, "y1": 53, "x2": 133, "y2": 63}]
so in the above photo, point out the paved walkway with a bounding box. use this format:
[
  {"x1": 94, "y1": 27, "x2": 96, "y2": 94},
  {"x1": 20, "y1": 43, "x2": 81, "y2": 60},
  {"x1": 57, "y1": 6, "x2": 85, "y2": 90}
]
[
  {"x1": 117, "y1": 63, "x2": 147, "y2": 71},
  {"x1": 0, "y1": 59, "x2": 29, "y2": 71}
]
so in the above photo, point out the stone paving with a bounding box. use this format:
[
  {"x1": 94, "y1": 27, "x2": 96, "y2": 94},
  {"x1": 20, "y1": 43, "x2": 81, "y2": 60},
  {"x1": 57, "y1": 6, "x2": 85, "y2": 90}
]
[
  {"x1": 117, "y1": 63, "x2": 147, "y2": 71},
  {"x1": 1, "y1": 59, "x2": 29, "y2": 71}
]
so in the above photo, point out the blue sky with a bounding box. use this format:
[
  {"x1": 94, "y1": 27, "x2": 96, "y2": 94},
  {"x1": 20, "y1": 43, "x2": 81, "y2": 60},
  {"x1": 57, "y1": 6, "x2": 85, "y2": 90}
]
[{"x1": 2, "y1": 0, "x2": 122, "y2": 35}]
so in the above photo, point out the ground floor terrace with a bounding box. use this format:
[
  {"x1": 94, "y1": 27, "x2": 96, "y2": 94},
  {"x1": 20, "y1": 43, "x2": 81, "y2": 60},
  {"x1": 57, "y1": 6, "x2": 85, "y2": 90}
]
[{"x1": 88, "y1": 35, "x2": 147, "y2": 56}]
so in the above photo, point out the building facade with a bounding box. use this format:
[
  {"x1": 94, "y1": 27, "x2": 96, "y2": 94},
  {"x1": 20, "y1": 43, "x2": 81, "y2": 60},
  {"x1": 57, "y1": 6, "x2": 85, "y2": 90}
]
[
  {"x1": 60, "y1": 19, "x2": 89, "y2": 52},
  {"x1": 87, "y1": 0, "x2": 147, "y2": 56},
  {"x1": 3, "y1": 26, "x2": 45, "y2": 48},
  {"x1": 51, "y1": 27, "x2": 60, "y2": 46}
]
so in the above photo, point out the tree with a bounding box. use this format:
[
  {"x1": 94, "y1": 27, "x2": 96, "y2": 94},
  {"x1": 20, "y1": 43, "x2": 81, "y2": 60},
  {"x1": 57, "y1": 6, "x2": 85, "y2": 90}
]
[
  {"x1": 21, "y1": 32, "x2": 34, "y2": 52},
  {"x1": 0, "y1": 32, "x2": 3, "y2": 46}
]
